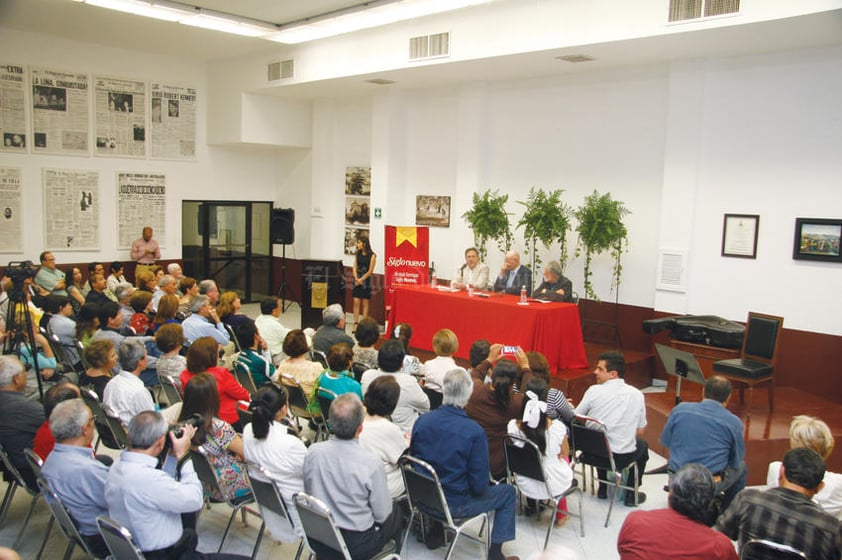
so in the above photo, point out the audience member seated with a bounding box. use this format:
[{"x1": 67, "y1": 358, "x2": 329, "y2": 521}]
[
  {"x1": 243, "y1": 384, "x2": 307, "y2": 541},
  {"x1": 716, "y1": 448, "x2": 842, "y2": 560},
  {"x1": 661, "y1": 375, "x2": 746, "y2": 509},
  {"x1": 135, "y1": 268, "x2": 157, "y2": 293},
  {"x1": 34, "y1": 251, "x2": 68, "y2": 296},
  {"x1": 352, "y1": 316, "x2": 380, "y2": 371},
  {"x1": 152, "y1": 294, "x2": 181, "y2": 333},
  {"x1": 311, "y1": 344, "x2": 362, "y2": 415},
  {"x1": 507, "y1": 378, "x2": 573, "y2": 527},
  {"x1": 218, "y1": 291, "x2": 251, "y2": 330},
  {"x1": 311, "y1": 303, "x2": 354, "y2": 355},
  {"x1": 618, "y1": 464, "x2": 738, "y2": 560},
  {"x1": 467, "y1": 339, "x2": 491, "y2": 383},
  {"x1": 41, "y1": 398, "x2": 111, "y2": 558},
  {"x1": 493, "y1": 250, "x2": 532, "y2": 296},
  {"x1": 91, "y1": 301, "x2": 130, "y2": 359},
  {"x1": 81, "y1": 339, "x2": 116, "y2": 398},
  {"x1": 129, "y1": 290, "x2": 154, "y2": 335},
  {"x1": 273, "y1": 329, "x2": 323, "y2": 399},
  {"x1": 113, "y1": 282, "x2": 136, "y2": 330},
  {"x1": 33, "y1": 383, "x2": 81, "y2": 460},
  {"x1": 103, "y1": 338, "x2": 155, "y2": 426},
  {"x1": 106, "y1": 261, "x2": 127, "y2": 297},
  {"x1": 470, "y1": 343, "x2": 530, "y2": 392},
  {"x1": 155, "y1": 323, "x2": 187, "y2": 390},
  {"x1": 523, "y1": 351, "x2": 576, "y2": 423},
  {"x1": 75, "y1": 303, "x2": 100, "y2": 348},
  {"x1": 178, "y1": 277, "x2": 198, "y2": 316},
  {"x1": 390, "y1": 322, "x2": 421, "y2": 375},
  {"x1": 532, "y1": 260, "x2": 573, "y2": 302},
  {"x1": 0, "y1": 355, "x2": 46, "y2": 489},
  {"x1": 467, "y1": 360, "x2": 524, "y2": 480},
  {"x1": 105, "y1": 411, "x2": 247, "y2": 560},
  {"x1": 304, "y1": 393, "x2": 403, "y2": 559},
  {"x1": 254, "y1": 297, "x2": 289, "y2": 366},
  {"x1": 179, "y1": 373, "x2": 249, "y2": 501},
  {"x1": 198, "y1": 279, "x2": 220, "y2": 307},
  {"x1": 151, "y1": 274, "x2": 178, "y2": 312},
  {"x1": 767, "y1": 415, "x2": 842, "y2": 519},
  {"x1": 411, "y1": 369, "x2": 519, "y2": 560},
  {"x1": 85, "y1": 272, "x2": 113, "y2": 305},
  {"x1": 234, "y1": 321, "x2": 275, "y2": 387},
  {"x1": 359, "y1": 376, "x2": 408, "y2": 500},
  {"x1": 360, "y1": 339, "x2": 430, "y2": 432},
  {"x1": 182, "y1": 295, "x2": 230, "y2": 346},
  {"x1": 450, "y1": 246, "x2": 490, "y2": 291},
  {"x1": 18, "y1": 325, "x2": 60, "y2": 382},
  {"x1": 180, "y1": 336, "x2": 249, "y2": 431},
  {"x1": 421, "y1": 328, "x2": 459, "y2": 393},
  {"x1": 167, "y1": 263, "x2": 184, "y2": 285},
  {"x1": 67, "y1": 267, "x2": 86, "y2": 317},
  {"x1": 575, "y1": 350, "x2": 649, "y2": 507}
]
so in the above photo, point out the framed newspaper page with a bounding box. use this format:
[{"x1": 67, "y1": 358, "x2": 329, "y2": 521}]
[
  {"x1": 43, "y1": 168, "x2": 99, "y2": 251},
  {"x1": 31, "y1": 67, "x2": 89, "y2": 156}
]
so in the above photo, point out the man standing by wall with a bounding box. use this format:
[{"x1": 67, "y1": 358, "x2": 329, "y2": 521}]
[{"x1": 131, "y1": 226, "x2": 160, "y2": 278}]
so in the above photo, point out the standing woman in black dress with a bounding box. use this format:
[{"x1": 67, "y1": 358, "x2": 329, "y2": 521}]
[{"x1": 352, "y1": 234, "x2": 376, "y2": 331}]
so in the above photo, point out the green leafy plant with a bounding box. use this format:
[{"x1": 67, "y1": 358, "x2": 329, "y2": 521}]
[
  {"x1": 461, "y1": 189, "x2": 513, "y2": 261},
  {"x1": 574, "y1": 190, "x2": 630, "y2": 300},
  {"x1": 516, "y1": 187, "x2": 573, "y2": 277}
]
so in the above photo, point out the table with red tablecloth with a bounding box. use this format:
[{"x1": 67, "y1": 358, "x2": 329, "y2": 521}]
[{"x1": 390, "y1": 285, "x2": 588, "y2": 373}]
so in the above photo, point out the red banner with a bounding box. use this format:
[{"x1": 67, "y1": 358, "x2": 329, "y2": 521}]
[{"x1": 384, "y1": 225, "x2": 429, "y2": 326}]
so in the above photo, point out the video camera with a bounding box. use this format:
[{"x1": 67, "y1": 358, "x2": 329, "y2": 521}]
[{"x1": 6, "y1": 260, "x2": 38, "y2": 292}]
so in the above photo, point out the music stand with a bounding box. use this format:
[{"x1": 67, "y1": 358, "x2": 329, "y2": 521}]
[{"x1": 655, "y1": 343, "x2": 706, "y2": 405}]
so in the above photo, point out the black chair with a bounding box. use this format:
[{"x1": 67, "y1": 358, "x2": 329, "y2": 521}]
[
  {"x1": 315, "y1": 386, "x2": 339, "y2": 431},
  {"x1": 713, "y1": 312, "x2": 784, "y2": 418},
  {"x1": 77, "y1": 340, "x2": 91, "y2": 370},
  {"x1": 96, "y1": 516, "x2": 146, "y2": 560},
  {"x1": 741, "y1": 538, "x2": 807, "y2": 560},
  {"x1": 293, "y1": 492, "x2": 398, "y2": 560},
  {"x1": 38, "y1": 477, "x2": 104, "y2": 560},
  {"x1": 233, "y1": 361, "x2": 259, "y2": 396},
  {"x1": 157, "y1": 373, "x2": 183, "y2": 405},
  {"x1": 224, "y1": 323, "x2": 242, "y2": 353},
  {"x1": 569, "y1": 415, "x2": 640, "y2": 527},
  {"x1": 245, "y1": 463, "x2": 304, "y2": 560},
  {"x1": 81, "y1": 388, "x2": 130, "y2": 452},
  {"x1": 237, "y1": 406, "x2": 254, "y2": 432},
  {"x1": 280, "y1": 374, "x2": 328, "y2": 442},
  {"x1": 191, "y1": 446, "x2": 258, "y2": 553},
  {"x1": 0, "y1": 442, "x2": 42, "y2": 549},
  {"x1": 398, "y1": 454, "x2": 489, "y2": 560},
  {"x1": 310, "y1": 350, "x2": 328, "y2": 369},
  {"x1": 422, "y1": 385, "x2": 443, "y2": 410},
  {"x1": 350, "y1": 361, "x2": 369, "y2": 382},
  {"x1": 503, "y1": 434, "x2": 584, "y2": 546},
  {"x1": 41, "y1": 327, "x2": 82, "y2": 376}
]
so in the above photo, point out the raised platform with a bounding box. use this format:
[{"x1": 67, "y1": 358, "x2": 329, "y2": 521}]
[{"x1": 643, "y1": 383, "x2": 842, "y2": 485}]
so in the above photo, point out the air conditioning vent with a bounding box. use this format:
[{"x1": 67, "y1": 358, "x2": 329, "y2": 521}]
[
  {"x1": 409, "y1": 32, "x2": 450, "y2": 61},
  {"x1": 267, "y1": 59, "x2": 294, "y2": 82},
  {"x1": 668, "y1": 0, "x2": 739, "y2": 22},
  {"x1": 657, "y1": 249, "x2": 687, "y2": 293}
]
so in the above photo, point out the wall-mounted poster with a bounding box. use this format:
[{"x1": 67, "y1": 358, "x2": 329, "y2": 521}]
[
  {"x1": 345, "y1": 166, "x2": 371, "y2": 195},
  {"x1": 0, "y1": 63, "x2": 27, "y2": 153},
  {"x1": 149, "y1": 83, "x2": 196, "y2": 160},
  {"x1": 31, "y1": 67, "x2": 89, "y2": 155},
  {"x1": 43, "y1": 168, "x2": 99, "y2": 250},
  {"x1": 117, "y1": 172, "x2": 166, "y2": 249},
  {"x1": 94, "y1": 75, "x2": 146, "y2": 158},
  {"x1": 0, "y1": 167, "x2": 22, "y2": 252},
  {"x1": 416, "y1": 195, "x2": 451, "y2": 227},
  {"x1": 345, "y1": 166, "x2": 371, "y2": 255}
]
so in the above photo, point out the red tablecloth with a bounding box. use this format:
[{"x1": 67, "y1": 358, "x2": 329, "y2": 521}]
[{"x1": 390, "y1": 285, "x2": 588, "y2": 373}]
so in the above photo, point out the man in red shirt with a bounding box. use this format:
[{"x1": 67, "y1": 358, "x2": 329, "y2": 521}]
[{"x1": 33, "y1": 383, "x2": 80, "y2": 460}]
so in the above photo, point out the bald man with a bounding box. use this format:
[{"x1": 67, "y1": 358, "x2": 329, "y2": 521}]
[{"x1": 493, "y1": 250, "x2": 532, "y2": 296}]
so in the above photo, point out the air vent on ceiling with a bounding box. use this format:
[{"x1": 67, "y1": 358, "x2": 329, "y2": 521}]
[
  {"x1": 657, "y1": 249, "x2": 687, "y2": 293},
  {"x1": 668, "y1": 0, "x2": 740, "y2": 22},
  {"x1": 409, "y1": 32, "x2": 450, "y2": 61},
  {"x1": 267, "y1": 59, "x2": 294, "y2": 82}
]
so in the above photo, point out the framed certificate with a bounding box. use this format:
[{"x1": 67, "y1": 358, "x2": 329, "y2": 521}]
[{"x1": 721, "y1": 214, "x2": 759, "y2": 259}]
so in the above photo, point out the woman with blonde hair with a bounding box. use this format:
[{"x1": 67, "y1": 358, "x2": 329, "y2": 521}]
[
  {"x1": 767, "y1": 414, "x2": 842, "y2": 518},
  {"x1": 218, "y1": 290, "x2": 250, "y2": 329},
  {"x1": 420, "y1": 328, "x2": 458, "y2": 393}
]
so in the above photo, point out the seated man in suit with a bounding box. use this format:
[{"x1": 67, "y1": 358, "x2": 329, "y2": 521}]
[
  {"x1": 493, "y1": 250, "x2": 531, "y2": 296},
  {"x1": 533, "y1": 260, "x2": 573, "y2": 302}
]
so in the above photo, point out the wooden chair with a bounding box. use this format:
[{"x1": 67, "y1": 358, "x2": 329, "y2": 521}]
[{"x1": 713, "y1": 312, "x2": 783, "y2": 417}]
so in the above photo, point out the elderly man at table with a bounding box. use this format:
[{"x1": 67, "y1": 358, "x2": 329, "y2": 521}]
[
  {"x1": 451, "y1": 247, "x2": 490, "y2": 291},
  {"x1": 312, "y1": 303, "x2": 354, "y2": 355},
  {"x1": 361, "y1": 339, "x2": 430, "y2": 432},
  {"x1": 533, "y1": 260, "x2": 573, "y2": 302},
  {"x1": 493, "y1": 250, "x2": 531, "y2": 296}
]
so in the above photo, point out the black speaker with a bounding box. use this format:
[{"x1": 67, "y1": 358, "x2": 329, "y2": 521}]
[{"x1": 271, "y1": 208, "x2": 295, "y2": 244}]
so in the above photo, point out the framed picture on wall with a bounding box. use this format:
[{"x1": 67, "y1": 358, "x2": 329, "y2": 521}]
[
  {"x1": 415, "y1": 195, "x2": 451, "y2": 227},
  {"x1": 721, "y1": 213, "x2": 759, "y2": 259},
  {"x1": 793, "y1": 217, "x2": 842, "y2": 262}
]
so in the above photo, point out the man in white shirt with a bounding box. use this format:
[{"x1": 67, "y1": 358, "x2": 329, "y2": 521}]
[
  {"x1": 451, "y1": 247, "x2": 490, "y2": 291},
  {"x1": 254, "y1": 297, "x2": 289, "y2": 366},
  {"x1": 576, "y1": 350, "x2": 649, "y2": 506},
  {"x1": 103, "y1": 339, "x2": 154, "y2": 426}
]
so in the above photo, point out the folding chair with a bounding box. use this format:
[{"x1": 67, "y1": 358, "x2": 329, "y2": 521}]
[
  {"x1": 279, "y1": 374, "x2": 328, "y2": 442},
  {"x1": 233, "y1": 361, "x2": 259, "y2": 396},
  {"x1": 245, "y1": 463, "x2": 304, "y2": 560},
  {"x1": 293, "y1": 492, "x2": 398, "y2": 560},
  {"x1": 0, "y1": 442, "x2": 43, "y2": 549},
  {"x1": 96, "y1": 516, "x2": 146, "y2": 560},
  {"x1": 422, "y1": 385, "x2": 443, "y2": 410},
  {"x1": 37, "y1": 478, "x2": 104, "y2": 560},
  {"x1": 350, "y1": 361, "x2": 369, "y2": 383},
  {"x1": 741, "y1": 538, "x2": 807, "y2": 560},
  {"x1": 398, "y1": 454, "x2": 490, "y2": 560},
  {"x1": 504, "y1": 434, "x2": 584, "y2": 547},
  {"x1": 81, "y1": 388, "x2": 130, "y2": 452},
  {"x1": 310, "y1": 350, "x2": 328, "y2": 369},
  {"x1": 191, "y1": 446, "x2": 258, "y2": 553},
  {"x1": 41, "y1": 327, "x2": 82, "y2": 376},
  {"x1": 315, "y1": 386, "x2": 338, "y2": 433},
  {"x1": 569, "y1": 415, "x2": 640, "y2": 527},
  {"x1": 225, "y1": 323, "x2": 242, "y2": 353},
  {"x1": 157, "y1": 373, "x2": 183, "y2": 405}
]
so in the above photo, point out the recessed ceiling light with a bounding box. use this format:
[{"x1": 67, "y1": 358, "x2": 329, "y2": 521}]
[
  {"x1": 556, "y1": 54, "x2": 595, "y2": 63},
  {"x1": 365, "y1": 78, "x2": 397, "y2": 85}
]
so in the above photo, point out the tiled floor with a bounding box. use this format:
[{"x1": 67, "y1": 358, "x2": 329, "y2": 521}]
[{"x1": 1, "y1": 303, "x2": 677, "y2": 559}]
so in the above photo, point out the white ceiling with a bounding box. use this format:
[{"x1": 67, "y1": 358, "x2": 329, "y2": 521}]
[{"x1": 2, "y1": 0, "x2": 842, "y2": 98}]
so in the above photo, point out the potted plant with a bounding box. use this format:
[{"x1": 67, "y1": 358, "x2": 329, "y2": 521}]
[
  {"x1": 574, "y1": 190, "x2": 630, "y2": 300},
  {"x1": 516, "y1": 187, "x2": 573, "y2": 282},
  {"x1": 461, "y1": 189, "x2": 513, "y2": 261}
]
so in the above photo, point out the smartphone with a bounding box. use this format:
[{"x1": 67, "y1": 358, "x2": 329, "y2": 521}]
[{"x1": 501, "y1": 345, "x2": 518, "y2": 356}]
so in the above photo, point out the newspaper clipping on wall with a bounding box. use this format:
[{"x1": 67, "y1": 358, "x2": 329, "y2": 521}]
[
  {"x1": 43, "y1": 168, "x2": 99, "y2": 250},
  {"x1": 94, "y1": 75, "x2": 146, "y2": 158},
  {"x1": 0, "y1": 167, "x2": 23, "y2": 252},
  {"x1": 150, "y1": 82, "x2": 196, "y2": 160},
  {"x1": 31, "y1": 67, "x2": 89, "y2": 155},
  {"x1": 117, "y1": 172, "x2": 166, "y2": 249},
  {"x1": 0, "y1": 63, "x2": 27, "y2": 153}
]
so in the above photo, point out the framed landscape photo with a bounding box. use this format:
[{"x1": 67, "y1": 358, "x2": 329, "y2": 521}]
[
  {"x1": 415, "y1": 195, "x2": 451, "y2": 227},
  {"x1": 721, "y1": 214, "x2": 759, "y2": 259},
  {"x1": 793, "y1": 217, "x2": 842, "y2": 263}
]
